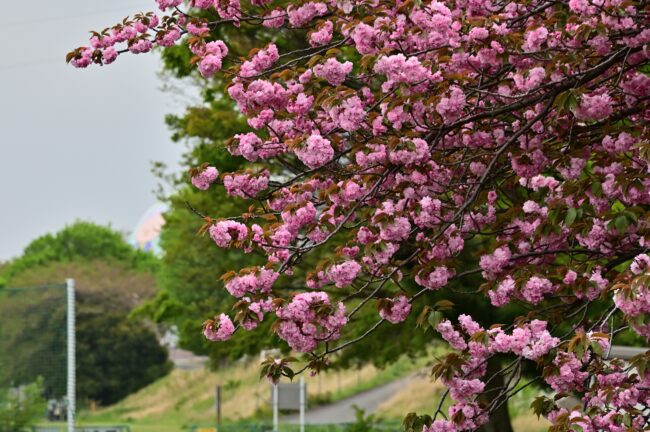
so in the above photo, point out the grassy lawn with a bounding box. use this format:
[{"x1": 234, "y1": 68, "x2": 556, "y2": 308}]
[
  {"x1": 76, "y1": 352, "x2": 431, "y2": 428},
  {"x1": 49, "y1": 346, "x2": 549, "y2": 432},
  {"x1": 375, "y1": 373, "x2": 550, "y2": 432}
]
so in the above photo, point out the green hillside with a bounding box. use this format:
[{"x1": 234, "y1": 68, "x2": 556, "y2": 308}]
[
  {"x1": 70, "y1": 351, "x2": 549, "y2": 432},
  {"x1": 78, "y1": 355, "x2": 426, "y2": 430}
]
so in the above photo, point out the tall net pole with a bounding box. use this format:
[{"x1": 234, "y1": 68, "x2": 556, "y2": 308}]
[{"x1": 66, "y1": 278, "x2": 76, "y2": 432}]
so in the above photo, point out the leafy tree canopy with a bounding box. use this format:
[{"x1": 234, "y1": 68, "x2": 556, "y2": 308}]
[
  {"x1": 69, "y1": 1, "x2": 650, "y2": 430},
  {"x1": 0, "y1": 221, "x2": 157, "y2": 287},
  {"x1": 0, "y1": 222, "x2": 169, "y2": 406}
]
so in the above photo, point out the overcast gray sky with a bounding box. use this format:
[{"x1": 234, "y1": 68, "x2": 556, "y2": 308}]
[{"x1": 0, "y1": 1, "x2": 189, "y2": 260}]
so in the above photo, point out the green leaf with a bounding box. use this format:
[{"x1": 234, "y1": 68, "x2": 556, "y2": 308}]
[
  {"x1": 591, "y1": 181, "x2": 603, "y2": 197},
  {"x1": 614, "y1": 215, "x2": 629, "y2": 234},
  {"x1": 530, "y1": 396, "x2": 554, "y2": 419},
  {"x1": 611, "y1": 200, "x2": 625, "y2": 213},
  {"x1": 554, "y1": 91, "x2": 569, "y2": 110},
  {"x1": 638, "y1": 63, "x2": 650, "y2": 77},
  {"x1": 590, "y1": 340, "x2": 603, "y2": 357},
  {"x1": 625, "y1": 211, "x2": 638, "y2": 222},
  {"x1": 565, "y1": 208, "x2": 577, "y2": 226},
  {"x1": 282, "y1": 366, "x2": 295, "y2": 381},
  {"x1": 427, "y1": 311, "x2": 443, "y2": 329}
]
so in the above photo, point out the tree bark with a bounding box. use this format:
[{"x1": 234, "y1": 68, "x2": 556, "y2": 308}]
[{"x1": 477, "y1": 357, "x2": 514, "y2": 432}]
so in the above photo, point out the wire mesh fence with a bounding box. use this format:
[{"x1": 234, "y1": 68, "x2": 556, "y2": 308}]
[{"x1": 0, "y1": 282, "x2": 72, "y2": 425}]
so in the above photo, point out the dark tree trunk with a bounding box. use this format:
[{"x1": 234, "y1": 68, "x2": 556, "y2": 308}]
[{"x1": 477, "y1": 357, "x2": 514, "y2": 432}]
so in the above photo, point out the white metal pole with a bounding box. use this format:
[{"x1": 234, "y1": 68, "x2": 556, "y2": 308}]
[
  {"x1": 273, "y1": 384, "x2": 279, "y2": 432},
  {"x1": 66, "y1": 279, "x2": 76, "y2": 432},
  {"x1": 299, "y1": 377, "x2": 305, "y2": 432}
]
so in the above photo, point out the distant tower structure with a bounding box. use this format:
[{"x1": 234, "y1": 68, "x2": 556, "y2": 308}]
[{"x1": 129, "y1": 202, "x2": 168, "y2": 255}]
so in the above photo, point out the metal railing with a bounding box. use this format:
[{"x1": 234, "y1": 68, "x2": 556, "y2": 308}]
[
  {"x1": 606, "y1": 345, "x2": 648, "y2": 360},
  {"x1": 187, "y1": 423, "x2": 402, "y2": 432},
  {"x1": 32, "y1": 426, "x2": 131, "y2": 432}
]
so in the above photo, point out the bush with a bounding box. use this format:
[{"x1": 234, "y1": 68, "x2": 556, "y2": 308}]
[
  {"x1": 347, "y1": 406, "x2": 377, "y2": 432},
  {"x1": 0, "y1": 380, "x2": 46, "y2": 432}
]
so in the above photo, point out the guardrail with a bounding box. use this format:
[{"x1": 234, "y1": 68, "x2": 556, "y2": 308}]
[
  {"x1": 188, "y1": 423, "x2": 402, "y2": 432},
  {"x1": 33, "y1": 426, "x2": 131, "y2": 432},
  {"x1": 606, "y1": 345, "x2": 648, "y2": 360}
]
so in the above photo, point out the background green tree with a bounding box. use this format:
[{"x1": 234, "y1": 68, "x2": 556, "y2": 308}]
[
  {"x1": 76, "y1": 309, "x2": 170, "y2": 405},
  {"x1": 0, "y1": 222, "x2": 170, "y2": 406}
]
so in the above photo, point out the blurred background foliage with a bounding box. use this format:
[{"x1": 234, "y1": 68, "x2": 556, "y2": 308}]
[{"x1": 0, "y1": 222, "x2": 171, "y2": 406}]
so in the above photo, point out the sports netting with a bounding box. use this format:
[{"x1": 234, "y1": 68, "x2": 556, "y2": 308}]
[{"x1": 0, "y1": 283, "x2": 69, "y2": 420}]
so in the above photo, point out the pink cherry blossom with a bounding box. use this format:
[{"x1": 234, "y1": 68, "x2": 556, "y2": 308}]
[
  {"x1": 276, "y1": 292, "x2": 347, "y2": 352},
  {"x1": 488, "y1": 276, "x2": 515, "y2": 307},
  {"x1": 327, "y1": 260, "x2": 362, "y2": 288},
  {"x1": 630, "y1": 253, "x2": 650, "y2": 274},
  {"x1": 287, "y1": 2, "x2": 327, "y2": 27},
  {"x1": 436, "y1": 86, "x2": 466, "y2": 124},
  {"x1": 72, "y1": 1, "x2": 650, "y2": 427},
  {"x1": 479, "y1": 246, "x2": 511, "y2": 280},
  {"x1": 203, "y1": 314, "x2": 235, "y2": 341},
  {"x1": 309, "y1": 21, "x2": 333, "y2": 47},
  {"x1": 313, "y1": 58, "x2": 353, "y2": 86},
  {"x1": 224, "y1": 268, "x2": 279, "y2": 297},
  {"x1": 209, "y1": 220, "x2": 248, "y2": 248},
  {"x1": 294, "y1": 134, "x2": 335, "y2": 168},
  {"x1": 522, "y1": 27, "x2": 548, "y2": 52},
  {"x1": 572, "y1": 92, "x2": 614, "y2": 121},
  {"x1": 240, "y1": 44, "x2": 279, "y2": 78},
  {"x1": 223, "y1": 170, "x2": 269, "y2": 198},
  {"x1": 379, "y1": 295, "x2": 411, "y2": 324},
  {"x1": 191, "y1": 166, "x2": 219, "y2": 190},
  {"x1": 328, "y1": 96, "x2": 366, "y2": 132},
  {"x1": 520, "y1": 276, "x2": 556, "y2": 305},
  {"x1": 416, "y1": 266, "x2": 453, "y2": 290}
]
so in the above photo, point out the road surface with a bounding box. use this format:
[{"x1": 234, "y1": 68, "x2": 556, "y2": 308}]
[{"x1": 283, "y1": 377, "x2": 410, "y2": 424}]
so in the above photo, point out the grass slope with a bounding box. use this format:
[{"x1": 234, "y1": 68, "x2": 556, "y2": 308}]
[
  {"x1": 70, "y1": 347, "x2": 548, "y2": 432},
  {"x1": 78, "y1": 355, "x2": 427, "y2": 430}
]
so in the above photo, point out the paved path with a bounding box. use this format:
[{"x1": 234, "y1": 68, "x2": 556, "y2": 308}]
[
  {"x1": 168, "y1": 348, "x2": 208, "y2": 370},
  {"x1": 283, "y1": 377, "x2": 411, "y2": 424},
  {"x1": 606, "y1": 345, "x2": 648, "y2": 360}
]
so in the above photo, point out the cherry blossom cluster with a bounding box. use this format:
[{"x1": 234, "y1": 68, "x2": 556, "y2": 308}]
[
  {"x1": 430, "y1": 316, "x2": 559, "y2": 430},
  {"x1": 613, "y1": 254, "x2": 650, "y2": 338},
  {"x1": 275, "y1": 292, "x2": 347, "y2": 352},
  {"x1": 222, "y1": 267, "x2": 279, "y2": 298},
  {"x1": 67, "y1": 12, "x2": 178, "y2": 67},
  {"x1": 72, "y1": 0, "x2": 650, "y2": 429},
  {"x1": 190, "y1": 165, "x2": 219, "y2": 190},
  {"x1": 209, "y1": 220, "x2": 248, "y2": 249},
  {"x1": 233, "y1": 297, "x2": 274, "y2": 331},
  {"x1": 223, "y1": 170, "x2": 269, "y2": 199},
  {"x1": 203, "y1": 313, "x2": 235, "y2": 341},
  {"x1": 541, "y1": 334, "x2": 650, "y2": 432},
  {"x1": 378, "y1": 295, "x2": 412, "y2": 324}
]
